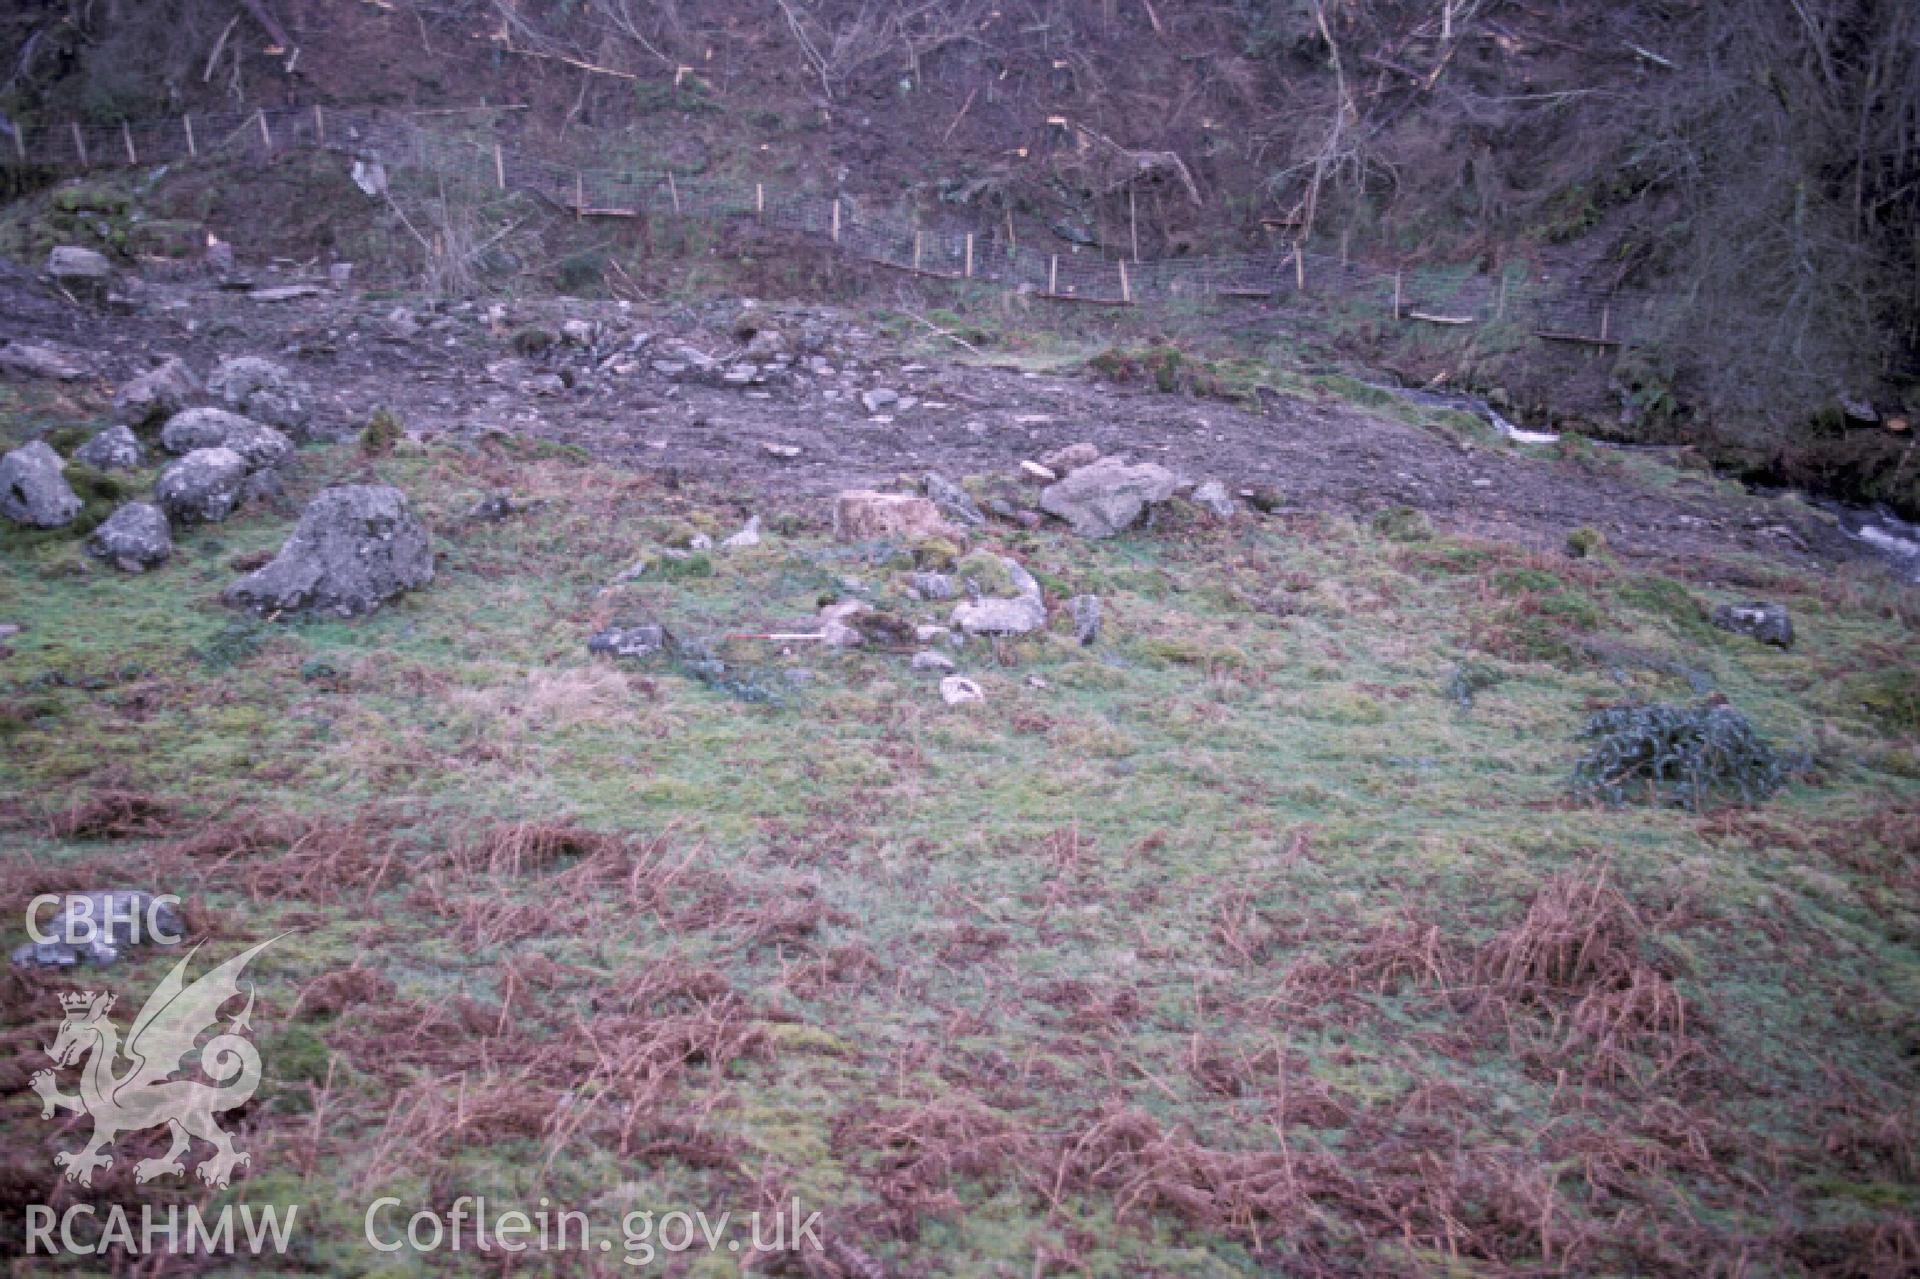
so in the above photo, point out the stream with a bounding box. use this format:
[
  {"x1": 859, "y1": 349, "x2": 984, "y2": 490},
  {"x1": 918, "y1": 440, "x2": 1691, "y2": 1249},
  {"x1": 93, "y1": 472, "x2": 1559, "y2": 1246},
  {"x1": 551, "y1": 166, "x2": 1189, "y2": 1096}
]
[{"x1": 1370, "y1": 382, "x2": 1920, "y2": 583}]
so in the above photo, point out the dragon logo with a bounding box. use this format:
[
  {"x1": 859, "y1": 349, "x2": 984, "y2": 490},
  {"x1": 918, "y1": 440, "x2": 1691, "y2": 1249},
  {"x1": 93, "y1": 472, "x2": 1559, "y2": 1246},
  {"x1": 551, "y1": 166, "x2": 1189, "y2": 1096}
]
[{"x1": 30, "y1": 938, "x2": 279, "y2": 1189}]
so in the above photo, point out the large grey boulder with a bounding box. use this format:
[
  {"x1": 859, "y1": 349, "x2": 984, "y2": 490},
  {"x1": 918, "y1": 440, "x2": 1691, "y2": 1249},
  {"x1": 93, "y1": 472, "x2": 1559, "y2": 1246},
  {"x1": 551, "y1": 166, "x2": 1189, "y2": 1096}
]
[
  {"x1": 0, "y1": 441, "x2": 82, "y2": 528},
  {"x1": 85, "y1": 502, "x2": 172, "y2": 572},
  {"x1": 160, "y1": 407, "x2": 292, "y2": 469},
  {"x1": 73, "y1": 425, "x2": 147, "y2": 471},
  {"x1": 951, "y1": 555, "x2": 1047, "y2": 636},
  {"x1": 155, "y1": 447, "x2": 248, "y2": 523},
  {"x1": 1038, "y1": 457, "x2": 1181, "y2": 539},
  {"x1": 113, "y1": 357, "x2": 200, "y2": 427},
  {"x1": 206, "y1": 357, "x2": 315, "y2": 438},
  {"x1": 224, "y1": 485, "x2": 433, "y2": 617},
  {"x1": 1710, "y1": 601, "x2": 1794, "y2": 649}
]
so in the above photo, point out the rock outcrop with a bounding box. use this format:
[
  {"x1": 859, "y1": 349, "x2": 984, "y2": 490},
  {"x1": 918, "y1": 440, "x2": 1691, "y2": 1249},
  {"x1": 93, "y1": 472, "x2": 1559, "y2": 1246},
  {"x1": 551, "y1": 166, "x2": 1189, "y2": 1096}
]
[{"x1": 1038, "y1": 457, "x2": 1181, "y2": 539}]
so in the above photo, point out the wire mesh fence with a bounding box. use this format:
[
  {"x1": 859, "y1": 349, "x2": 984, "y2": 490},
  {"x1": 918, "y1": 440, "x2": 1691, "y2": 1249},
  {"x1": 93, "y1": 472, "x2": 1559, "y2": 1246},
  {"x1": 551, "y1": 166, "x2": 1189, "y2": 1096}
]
[{"x1": 1, "y1": 104, "x2": 1657, "y2": 346}]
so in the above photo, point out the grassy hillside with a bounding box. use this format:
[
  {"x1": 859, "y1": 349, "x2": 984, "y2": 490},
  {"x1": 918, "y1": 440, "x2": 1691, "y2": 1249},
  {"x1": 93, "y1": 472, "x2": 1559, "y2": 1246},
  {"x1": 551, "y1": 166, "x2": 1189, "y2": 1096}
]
[{"x1": 3, "y1": 379, "x2": 1916, "y2": 1273}]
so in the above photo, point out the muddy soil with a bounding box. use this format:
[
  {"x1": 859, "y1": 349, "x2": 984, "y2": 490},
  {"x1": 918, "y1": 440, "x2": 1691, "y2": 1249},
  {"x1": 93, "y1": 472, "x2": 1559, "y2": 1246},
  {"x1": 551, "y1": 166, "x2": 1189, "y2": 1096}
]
[{"x1": 0, "y1": 265, "x2": 1875, "y2": 578}]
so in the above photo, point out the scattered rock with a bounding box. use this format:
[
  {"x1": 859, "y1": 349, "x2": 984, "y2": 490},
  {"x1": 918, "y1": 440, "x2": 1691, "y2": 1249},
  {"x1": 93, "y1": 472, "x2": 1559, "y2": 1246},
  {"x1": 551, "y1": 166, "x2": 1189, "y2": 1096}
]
[
  {"x1": 1037, "y1": 457, "x2": 1180, "y2": 539},
  {"x1": 155, "y1": 447, "x2": 249, "y2": 524},
  {"x1": 763, "y1": 442, "x2": 802, "y2": 459},
  {"x1": 940, "y1": 675, "x2": 985, "y2": 706},
  {"x1": 113, "y1": 357, "x2": 199, "y2": 426},
  {"x1": 561, "y1": 319, "x2": 599, "y2": 346},
  {"x1": 206, "y1": 356, "x2": 315, "y2": 438},
  {"x1": 1067, "y1": 594, "x2": 1102, "y2": 646},
  {"x1": 862, "y1": 387, "x2": 900, "y2": 414},
  {"x1": 0, "y1": 441, "x2": 82, "y2": 528},
  {"x1": 225, "y1": 485, "x2": 434, "y2": 617},
  {"x1": 1246, "y1": 487, "x2": 1286, "y2": 514},
  {"x1": 922, "y1": 472, "x2": 985, "y2": 527},
  {"x1": 833, "y1": 490, "x2": 952, "y2": 541},
  {"x1": 721, "y1": 515, "x2": 763, "y2": 550},
  {"x1": 588, "y1": 625, "x2": 667, "y2": 658},
  {"x1": 745, "y1": 328, "x2": 785, "y2": 360},
  {"x1": 1710, "y1": 602, "x2": 1794, "y2": 649},
  {"x1": 71, "y1": 425, "x2": 146, "y2": 472},
  {"x1": 160, "y1": 407, "x2": 293, "y2": 470},
  {"x1": 84, "y1": 502, "x2": 172, "y2": 572},
  {"x1": 951, "y1": 555, "x2": 1047, "y2": 636},
  {"x1": 1191, "y1": 480, "x2": 1236, "y2": 519},
  {"x1": 1020, "y1": 461, "x2": 1058, "y2": 484},
  {"x1": 912, "y1": 650, "x2": 957, "y2": 673},
  {"x1": 11, "y1": 891, "x2": 183, "y2": 969},
  {"x1": 1039, "y1": 442, "x2": 1100, "y2": 475},
  {"x1": 0, "y1": 341, "x2": 86, "y2": 381}
]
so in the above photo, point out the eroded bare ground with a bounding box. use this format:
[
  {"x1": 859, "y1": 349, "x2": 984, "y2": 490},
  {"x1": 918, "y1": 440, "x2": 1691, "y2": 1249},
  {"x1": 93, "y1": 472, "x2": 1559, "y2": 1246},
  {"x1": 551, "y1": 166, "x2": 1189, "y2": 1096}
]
[{"x1": 1, "y1": 265, "x2": 1864, "y2": 575}]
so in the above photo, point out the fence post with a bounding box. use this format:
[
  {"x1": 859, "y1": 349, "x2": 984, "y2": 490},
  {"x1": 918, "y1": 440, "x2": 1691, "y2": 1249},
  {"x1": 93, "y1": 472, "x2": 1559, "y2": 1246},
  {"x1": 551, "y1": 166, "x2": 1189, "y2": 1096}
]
[
  {"x1": 575, "y1": 172, "x2": 584, "y2": 219},
  {"x1": 122, "y1": 121, "x2": 137, "y2": 165},
  {"x1": 1496, "y1": 273, "x2": 1507, "y2": 322},
  {"x1": 1294, "y1": 243, "x2": 1305, "y2": 291},
  {"x1": 667, "y1": 171, "x2": 680, "y2": 214},
  {"x1": 313, "y1": 104, "x2": 326, "y2": 145},
  {"x1": 964, "y1": 233, "x2": 973, "y2": 278},
  {"x1": 755, "y1": 182, "x2": 764, "y2": 217},
  {"x1": 1119, "y1": 259, "x2": 1131, "y2": 304},
  {"x1": 183, "y1": 114, "x2": 196, "y2": 158},
  {"x1": 913, "y1": 231, "x2": 922, "y2": 271},
  {"x1": 831, "y1": 197, "x2": 840, "y2": 243},
  {"x1": 1392, "y1": 270, "x2": 1402, "y2": 320},
  {"x1": 1129, "y1": 186, "x2": 1139, "y2": 263},
  {"x1": 256, "y1": 110, "x2": 272, "y2": 153},
  {"x1": 1600, "y1": 303, "x2": 1611, "y2": 341},
  {"x1": 493, "y1": 142, "x2": 505, "y2": 190},
  {"x1": 11, "y1": 125, "x2": 23, "y2": 162},
  {"x1": 1049, "y1": 254, "x2": 1058, "y2": 295},
  {"x1": 70, "y1": 122, "x2": 87, "y2": 167}
]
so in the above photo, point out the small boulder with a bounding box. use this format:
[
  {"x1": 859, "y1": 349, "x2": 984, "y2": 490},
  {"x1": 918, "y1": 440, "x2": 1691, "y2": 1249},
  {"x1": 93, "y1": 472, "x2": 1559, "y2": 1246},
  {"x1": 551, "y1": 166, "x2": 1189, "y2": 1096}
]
[
  {"x1": 721, "y1": 515, "x2": 762, "y2": 550},
  {"x1": 113, "y1": 357, "x2": 200, "y2": 427},
  {"x1": 206, "y1": 356, "x2": 315, "y2": 439},
  {"x1": 73, "y1": 425, "x2": 147, "y2": 471},
  {"x1": 1067, "y1": 594, "x2": 1102, "y2": 647},
  {"x1": 160, "y1": 407, "x2": 293, "y2": 470},
  {"x1": 951, "y1": 555, "x2": 1047, "y2": 636},
  {"x1": 922, "y1": 472, "x2": 985, "y2": 528},
  {"x1": 224, "y1": 485, "x2": 434, "y2": 618},
  {"x1": 0, "y1": 341, "x2": 87, "y2": 381},
  {"x1": 84, "y1": 502, "x2": 172, "y2": 572},
  {"x1": 46, "y1": 245, "x2": 111, "y2": 285},
  {"x1": 1710, "y1": 602, "x2": 1794, "y2": 649},
  {"x1": 155, "y1": 447, "x2": 249, "y2": 524},
  {"x1": 0, "y1": 441, "x2": 82, "y2": 528},
  {"x1": 1039, "y1": 442, "x2": 1100, "y2": 475},
  {"x1": 940, "y1": 675, "x2": 985, "y2": 706},
  {"x1": 1038, "y1": 457, "x2": 1181, "y2": 539},
  {"x1": 1191, "y1": 480, "x2": 1236, "y2": 519},
  {"x1": 911, "y1": 650, "x2": 957, "y2": 673},
  {"x1": 861, "y1": 387, "x2": 900, "y2": 414},
  {"x1": 833, "y1": 490, "x2": 951, "y2": 541},
  {"x1": 910, "y1": 571, "x2": 956, "y2": 601},
  {"x1": 1019, "y1": 461, "x2": 1058, "y2": 485}
]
